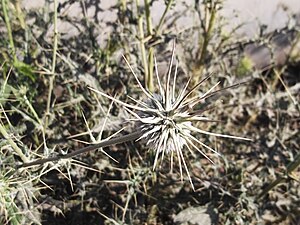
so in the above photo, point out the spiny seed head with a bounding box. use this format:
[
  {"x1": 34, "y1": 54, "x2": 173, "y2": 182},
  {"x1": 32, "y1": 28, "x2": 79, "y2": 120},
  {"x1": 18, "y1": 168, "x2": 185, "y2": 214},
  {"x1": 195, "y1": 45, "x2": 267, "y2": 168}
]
[
  {"x1": 137, "y1": 95, "x2": 192, "y2": 155},
  {"x1": 90, "y1": 41, "x2": 251, "y2": 190}
]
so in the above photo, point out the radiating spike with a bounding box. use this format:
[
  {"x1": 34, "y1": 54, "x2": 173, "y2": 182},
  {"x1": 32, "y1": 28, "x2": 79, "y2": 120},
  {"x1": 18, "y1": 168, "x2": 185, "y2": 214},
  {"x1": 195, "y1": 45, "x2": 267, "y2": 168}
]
[
  {"x1": 88, "y1": 87, "x2": 166, "y2": 117},
  {"x1": 199, "y1": 81, "x2": 249, "y2": 102},
  {"x1": 186, "y1": 124, "x2": 252, "y2": 141},
  {"x1": 183, "y1": 135, "x2": 215, "y2": 164},
  {"x1": 165, "y1": 41, "x2": 176, "y2": 110},
  {"x1": 153, "y1": 127, "x2": 167, "y2": 169},
  {"x1": 172, "y1": 72, "x2": 214, "y2": 110},
  {"x1": 154, "y1": 55, "x2": 164, "y2": 102},
  {"x1": 172, "y1": 61, "x2": 179, "y2": 103},
  {"x1": 178, "y1": 144, "x2": 195, "y2": 190},
  {"x1": 123, "y1": 55, "x2": 164, "y2": 110},
  {"x1": 200, "y1": 81, "x2": 221, "y2": 99}
]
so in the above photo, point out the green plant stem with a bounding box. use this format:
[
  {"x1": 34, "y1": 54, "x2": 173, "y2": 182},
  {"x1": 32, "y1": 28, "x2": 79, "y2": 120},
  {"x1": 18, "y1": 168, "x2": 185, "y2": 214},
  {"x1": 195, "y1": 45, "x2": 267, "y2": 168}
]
[
  {"x1": 136, "y1": 0, "x2": 151, "y2": 91},
  {"x1": 192, "y1": 1, "x2": 217, "y2": 87},
  {"x1": 147, "y1": 47, "x2": 154, "y2": 91},
  {"x1": 45, "y1": 0, "x2": 58, "y2": 129},
  {"x1": 119, "y1": 0, "x2": 127, "y2": 24},
  {"x1": 13, "y1": 0, "x2": 26, "y2": 29},
  {"x1": 156, "y1": 0, "x2": 173, "y2": 35},
  {"x1": 2, "y1": 0, "x2": 16, "y2": 62},
  {"x1": 144, "y1": 0, "x2": 154, "y2": 92},
  {"x1": 257, "y1": 152, "x2": 300, "y2": 199},
  {"x1": 23, "y1": 95, "x2": 42, "y2": 125},
  {"x1": 121, "y1": 0, "x2": 127, "y2": 10},
  {"x1": 0, "y1": 122, "x2": 29, "y2": 163},
  {"x1": 19, "y1": 131, "x2": 142, "y2": 168},
  {"x1": 144, "y1": 0, "x2": 153, "y2": 35},
  {"x1": 198, "y1": 4, "x2": 216, "y2": 65},
  {"x1": 139, "y1": 18, "x2": 149, "y2": 89}
]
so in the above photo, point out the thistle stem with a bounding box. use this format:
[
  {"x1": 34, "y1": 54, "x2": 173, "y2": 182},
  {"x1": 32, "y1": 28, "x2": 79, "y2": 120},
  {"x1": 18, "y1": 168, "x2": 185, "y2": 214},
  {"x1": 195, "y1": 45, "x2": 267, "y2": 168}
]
[
  {"x1": 2, "y1": 0, "x2": 16, "y2": 61},
  {"x1": 0, "y1": 123, "x2": 29, "y2": 163},
  {"x1": 19, "y1": 131, "x2": 142, "y2": 168},
  {"x1": 45, "y1": 0, "x2": 58, "y2": 129}
]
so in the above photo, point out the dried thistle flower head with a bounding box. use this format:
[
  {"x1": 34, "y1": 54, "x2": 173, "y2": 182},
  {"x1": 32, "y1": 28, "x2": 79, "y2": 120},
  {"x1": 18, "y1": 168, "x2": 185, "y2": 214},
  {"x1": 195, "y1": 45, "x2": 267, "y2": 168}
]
[{"x1": 89, "y1": 41, "x2": 251, "y2": 190}]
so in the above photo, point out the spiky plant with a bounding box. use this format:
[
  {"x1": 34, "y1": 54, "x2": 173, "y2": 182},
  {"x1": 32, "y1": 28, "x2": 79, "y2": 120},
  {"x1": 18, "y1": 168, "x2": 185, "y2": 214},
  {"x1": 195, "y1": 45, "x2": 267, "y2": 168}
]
[
  {"x1": 88, "y1": 41, "x2": 251, "y2": 189},
  {"x1": 21, "y1": 41, "x2": 251, "y2": 190}
]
